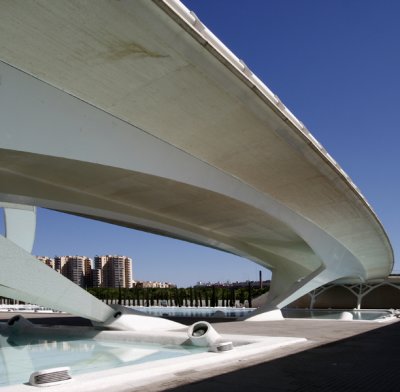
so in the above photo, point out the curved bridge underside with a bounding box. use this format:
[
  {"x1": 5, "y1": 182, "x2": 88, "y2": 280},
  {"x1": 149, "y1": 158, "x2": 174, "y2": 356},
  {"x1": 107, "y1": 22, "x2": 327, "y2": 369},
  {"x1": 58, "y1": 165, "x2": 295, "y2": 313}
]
[{"x1": 0, "y1": 0, "x2": 393, "y2": 326}]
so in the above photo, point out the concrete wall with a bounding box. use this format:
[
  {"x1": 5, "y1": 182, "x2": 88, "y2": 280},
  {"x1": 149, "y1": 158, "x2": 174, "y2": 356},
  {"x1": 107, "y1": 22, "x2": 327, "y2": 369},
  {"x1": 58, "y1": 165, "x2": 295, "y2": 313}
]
[{"x1": 289, "y1": 282, "x2": 400, "y2": 309}]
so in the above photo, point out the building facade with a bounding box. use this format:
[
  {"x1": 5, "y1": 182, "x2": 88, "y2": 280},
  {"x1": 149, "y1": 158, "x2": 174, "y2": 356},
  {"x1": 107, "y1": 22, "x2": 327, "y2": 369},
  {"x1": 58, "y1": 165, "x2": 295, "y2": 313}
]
[
  {"x1": 93, "y1": 255, "x2": 132, "y2": 288},
  {"x1": 38, "y1": 255, "x2": 92, "y2": 288},
  {"x1": 137, "y1": 281, "x2": 176, "y2": 289}
]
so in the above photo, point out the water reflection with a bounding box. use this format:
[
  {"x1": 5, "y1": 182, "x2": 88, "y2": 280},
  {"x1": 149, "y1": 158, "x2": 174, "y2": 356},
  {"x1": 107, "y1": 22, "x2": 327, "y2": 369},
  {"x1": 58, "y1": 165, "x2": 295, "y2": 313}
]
[{"x1": 0, "y1": 326, "x2": 201, "y2": 387}]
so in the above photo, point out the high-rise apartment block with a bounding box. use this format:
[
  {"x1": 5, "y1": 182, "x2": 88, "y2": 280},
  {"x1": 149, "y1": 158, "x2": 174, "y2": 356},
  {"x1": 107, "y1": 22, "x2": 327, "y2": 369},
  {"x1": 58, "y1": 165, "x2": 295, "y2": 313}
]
[
  {"x1": 37, "y1": 255, "x2": 92, "y2": 288},
  {"x1": 37, "y1": 254, "x2": 133, "y2": 288},
  {"x1": 93, "y1": 255, "x2": 132, "y2": 288},
  {"x1": 54, "y1": 256, "x2": 92, "y2": 287}
]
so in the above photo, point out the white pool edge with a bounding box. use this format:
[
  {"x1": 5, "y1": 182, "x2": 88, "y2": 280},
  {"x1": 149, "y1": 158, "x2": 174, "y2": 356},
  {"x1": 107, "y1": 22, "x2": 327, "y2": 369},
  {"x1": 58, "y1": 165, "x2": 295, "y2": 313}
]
[{"x1": 0, "y1": 330, "x2": 306, "y2": 392}]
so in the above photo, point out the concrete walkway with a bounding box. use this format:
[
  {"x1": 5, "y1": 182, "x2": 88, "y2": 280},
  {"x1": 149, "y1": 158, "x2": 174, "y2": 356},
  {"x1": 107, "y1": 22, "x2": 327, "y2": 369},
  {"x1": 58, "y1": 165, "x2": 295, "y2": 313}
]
[{"x1": 159, "y1": 318, "x2": 400, "y2": 392}]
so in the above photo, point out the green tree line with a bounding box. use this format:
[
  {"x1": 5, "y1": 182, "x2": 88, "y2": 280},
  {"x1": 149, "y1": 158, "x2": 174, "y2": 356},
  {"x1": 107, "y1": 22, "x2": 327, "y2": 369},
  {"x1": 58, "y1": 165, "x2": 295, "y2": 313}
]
[{"x1": 86, "y1": 285, "x2": 269, "y2": 307}]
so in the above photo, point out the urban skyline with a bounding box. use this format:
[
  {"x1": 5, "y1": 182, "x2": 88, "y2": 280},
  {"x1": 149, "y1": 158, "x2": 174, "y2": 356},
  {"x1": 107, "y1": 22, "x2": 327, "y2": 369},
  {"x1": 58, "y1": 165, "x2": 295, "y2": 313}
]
[
  {"x1": 36, "y1": 253, "x2": 265, "y2": 289},
  {"x1": 37, "y1": 254, "x2": 133, "y2": 289},
  {"x1": 36, "y1": 254, "x2": 180, "y2": 289}
]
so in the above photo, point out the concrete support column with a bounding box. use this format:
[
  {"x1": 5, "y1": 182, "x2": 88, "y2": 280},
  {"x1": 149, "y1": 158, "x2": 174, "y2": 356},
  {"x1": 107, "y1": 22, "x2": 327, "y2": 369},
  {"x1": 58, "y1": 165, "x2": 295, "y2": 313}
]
[
  {"x1": 2, "y1": 202, "x2": 36, "y2": 253},
  {"x1": 245, "y1": 267, "x2": 339, "y2": 321}
]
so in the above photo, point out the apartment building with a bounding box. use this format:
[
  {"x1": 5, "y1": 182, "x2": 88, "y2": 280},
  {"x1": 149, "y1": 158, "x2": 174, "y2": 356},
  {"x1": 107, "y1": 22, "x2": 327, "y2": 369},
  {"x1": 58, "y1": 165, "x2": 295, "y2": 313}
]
[
  {"x1": 94, "y1": 255, "x2": 132, "y2": 288},
  {"x1": 37, "y1": 254, "x2": 132, "y2": 288},
  {"x1": 37, "y1": 255, "x2": 92, "y2": 288}
]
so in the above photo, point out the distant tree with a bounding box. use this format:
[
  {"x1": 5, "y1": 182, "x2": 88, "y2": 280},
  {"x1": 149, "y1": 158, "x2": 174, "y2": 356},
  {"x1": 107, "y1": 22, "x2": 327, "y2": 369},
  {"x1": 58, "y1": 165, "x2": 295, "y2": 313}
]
[
  {"x1": 136, "y1": 288, "x2": 140, "y2": 306},
  {"x1": 211, "y1": 285, "x2": 216, "y2": 307},
  {"x1": 230, "y1": 288, "x2": 236, "y2": 307},
  {"x1": 248, "y1": 282, "x2": 253, "y2": 308},
  {"x1": 238, "y1": 288, "x2": 245, "y2": 305},
  {"x1": 174, "y1": 288, "x2": 179, "y2": 307},
  {"x1": 189, "y1": 287, "x2": 194, "y2": 307},
  {"x1": 184, "y1": 289, "x2": 189, "y2": 307},
  {"x1": 204, "y1": 289, "x2": 209, "y2": 307}
]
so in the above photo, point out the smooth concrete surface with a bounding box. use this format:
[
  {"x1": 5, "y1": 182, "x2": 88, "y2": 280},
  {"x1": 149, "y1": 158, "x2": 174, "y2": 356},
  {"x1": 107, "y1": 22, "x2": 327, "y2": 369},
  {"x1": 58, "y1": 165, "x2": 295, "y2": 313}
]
[
  {"x1": 1, "y1": 313, "x2": 399, "y2": 391},
  {"x1": 0, "y1": 0, "x2": 394, "y2": 320},
  {"x1": 2, "y1": 203, "x2": 36, "y2": 253},
  {"x1": 157, "y1": 318, "x2": 400, "y2": 392}
]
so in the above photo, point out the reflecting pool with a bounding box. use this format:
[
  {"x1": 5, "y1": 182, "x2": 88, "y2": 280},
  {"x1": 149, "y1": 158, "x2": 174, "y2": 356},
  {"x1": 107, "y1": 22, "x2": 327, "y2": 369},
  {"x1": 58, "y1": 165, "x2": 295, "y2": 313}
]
[{"x1": 0, "y1": 334, "x2": 206, "y2": 387}]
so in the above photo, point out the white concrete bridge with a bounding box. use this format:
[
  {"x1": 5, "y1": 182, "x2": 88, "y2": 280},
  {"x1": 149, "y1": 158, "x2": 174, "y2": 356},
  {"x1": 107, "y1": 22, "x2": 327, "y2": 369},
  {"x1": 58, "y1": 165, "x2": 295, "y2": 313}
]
[{"x1": 0, "y1": 0, "x2": 393, "y2": 328}]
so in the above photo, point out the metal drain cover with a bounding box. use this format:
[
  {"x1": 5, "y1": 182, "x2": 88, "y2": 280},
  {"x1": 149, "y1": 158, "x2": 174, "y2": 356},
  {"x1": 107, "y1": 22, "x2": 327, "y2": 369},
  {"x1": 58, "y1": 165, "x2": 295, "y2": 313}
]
[{"x1": 29, "y1": 367, "x2": 72, "y2": 387}]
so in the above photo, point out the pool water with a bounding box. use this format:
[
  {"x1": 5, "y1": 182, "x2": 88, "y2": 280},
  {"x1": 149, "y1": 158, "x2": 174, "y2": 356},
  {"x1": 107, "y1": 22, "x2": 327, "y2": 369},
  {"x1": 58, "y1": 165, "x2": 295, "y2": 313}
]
[
  {"x1": 130, "y1": 306, "x2": 254, "y2": 318},
  {"x1": 0, "y1": 334, "x2": 207, "y2": 387},
  {"x1": 282, "y1": 308, "x2": 393, "y2": 320},
  {"x1": 130, "y1": 306, "x2": 393, "y2": 321}
]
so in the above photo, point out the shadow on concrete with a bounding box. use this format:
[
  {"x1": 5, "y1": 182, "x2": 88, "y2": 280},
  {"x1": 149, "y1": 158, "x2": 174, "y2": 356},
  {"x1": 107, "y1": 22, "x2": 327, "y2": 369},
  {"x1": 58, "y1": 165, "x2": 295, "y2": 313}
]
[
  {"x1": 0, "y1": 313, "x2": 93, "y2": 327},
  {"x1": 164, "y1": 316, "x2": 238, "y2": 325},
  {"x1": 165, "y1": 321, "x2": 400, "y2": 392}
]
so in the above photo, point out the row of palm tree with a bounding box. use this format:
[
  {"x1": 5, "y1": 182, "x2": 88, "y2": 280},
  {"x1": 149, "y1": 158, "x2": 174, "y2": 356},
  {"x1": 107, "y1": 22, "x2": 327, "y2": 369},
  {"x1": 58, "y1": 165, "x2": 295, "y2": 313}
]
[{"x1": 87, "y1": 285, "x2": 268, "y2": 307}]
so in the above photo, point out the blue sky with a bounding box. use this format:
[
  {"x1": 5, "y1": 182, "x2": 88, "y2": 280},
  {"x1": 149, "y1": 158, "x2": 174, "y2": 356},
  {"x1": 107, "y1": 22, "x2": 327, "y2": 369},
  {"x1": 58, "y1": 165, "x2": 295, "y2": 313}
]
[{"x1": 2, "y1": 1, "x2": 400, "y2": 285}]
